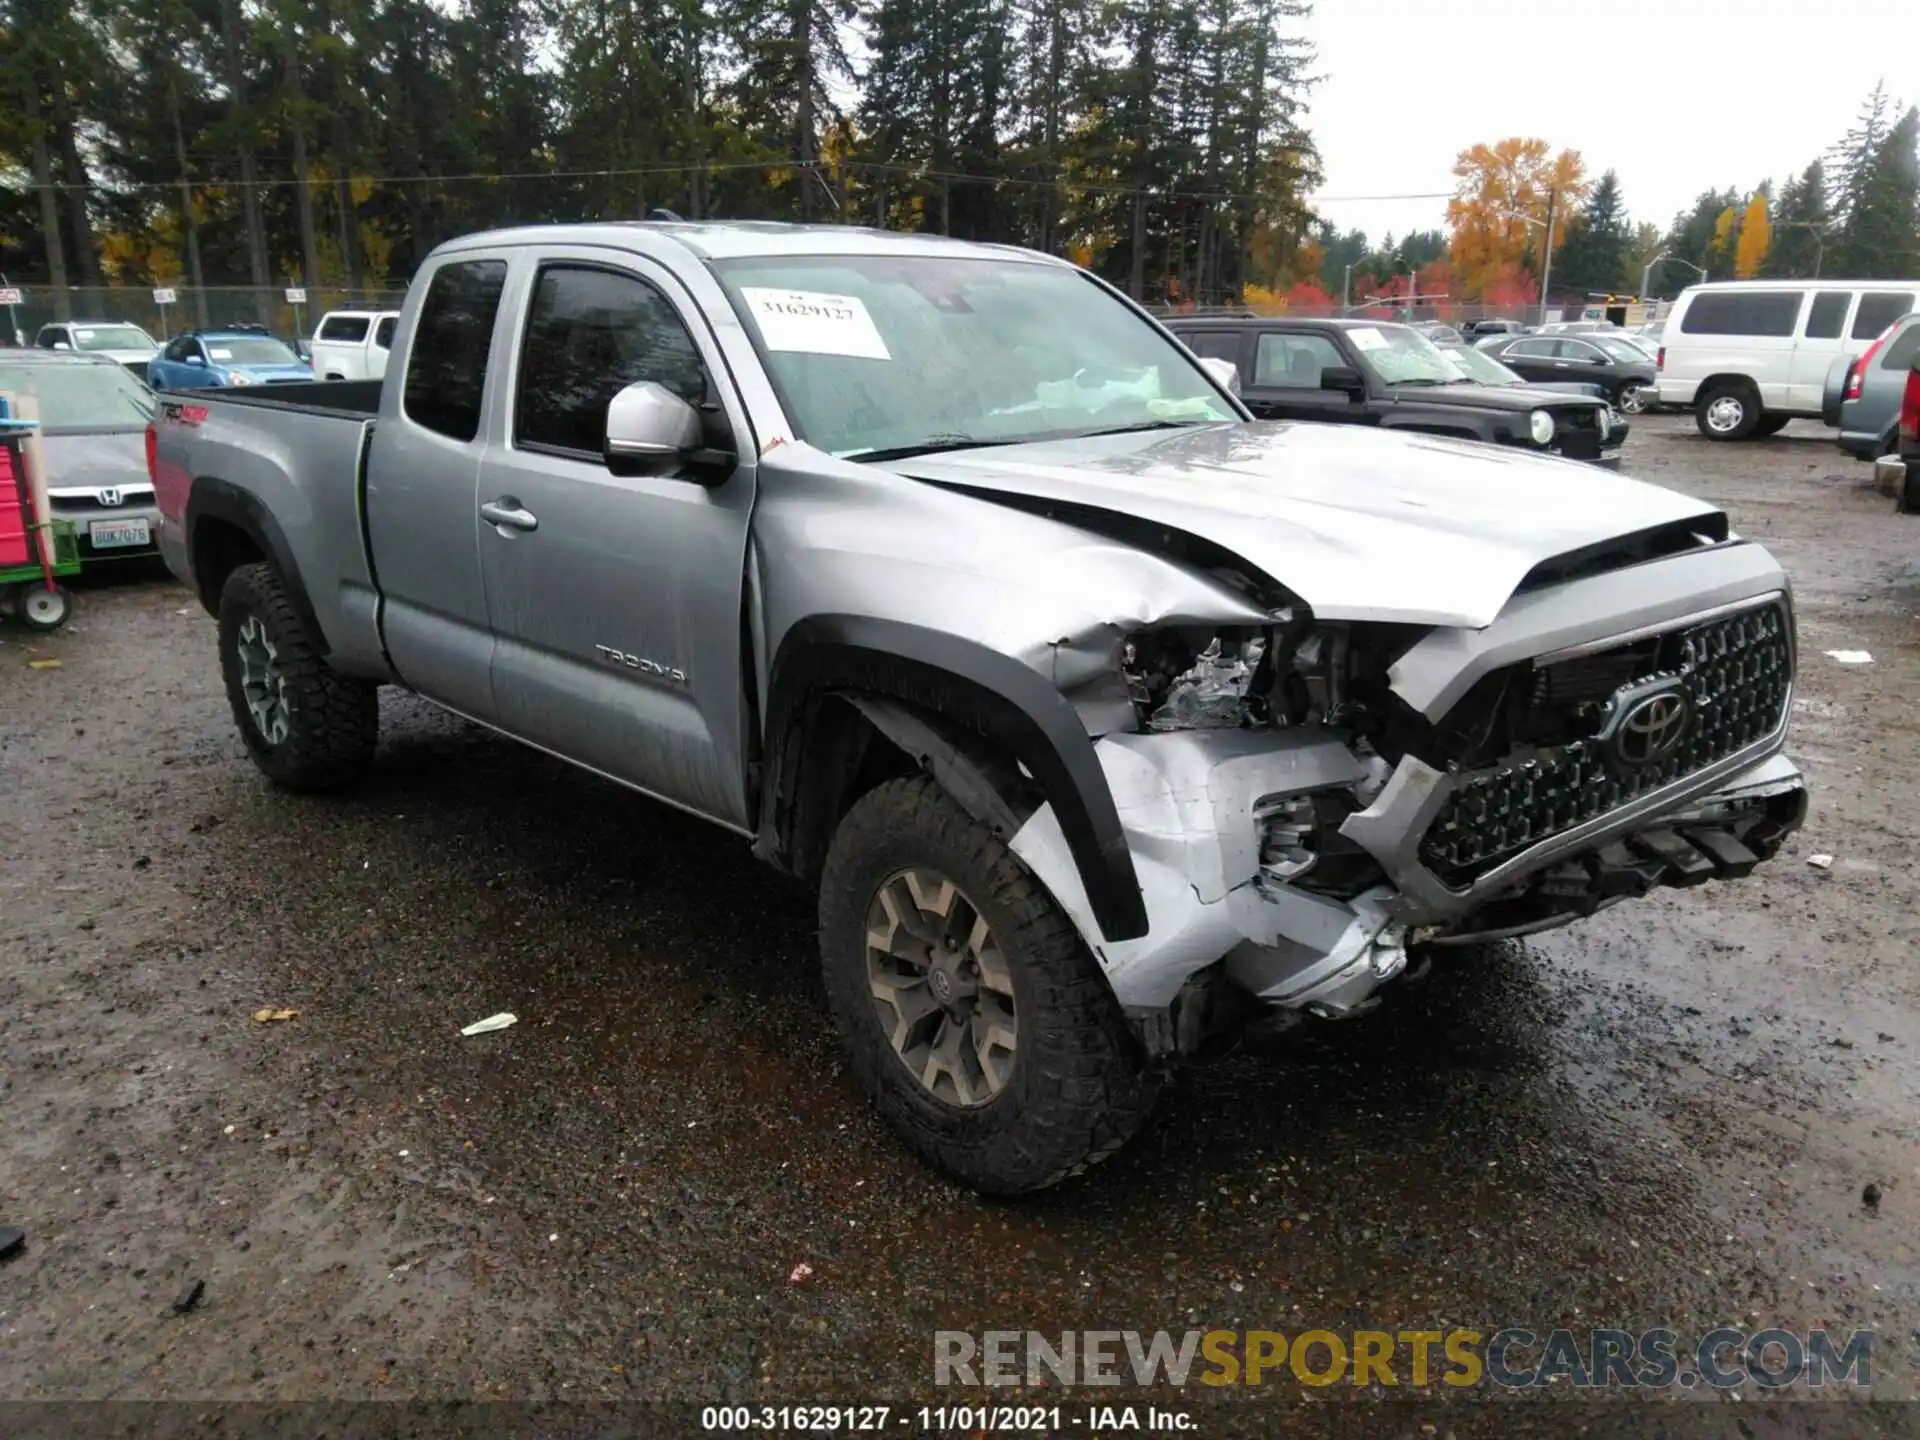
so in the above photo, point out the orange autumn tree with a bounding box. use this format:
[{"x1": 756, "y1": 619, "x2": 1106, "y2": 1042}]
[{"x1": 1447, "y1": 138, "x2": 1589, "y2": 301}]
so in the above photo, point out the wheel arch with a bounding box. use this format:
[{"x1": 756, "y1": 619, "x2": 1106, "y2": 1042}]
[
  {"x1": 756, "y1": 615, "x2": 1149, "y2": 943},
  {"x1": 185, "y1": 478, "x2": 328, "y2": 655},
  {"x1": 1696, "y1": 372, "x2": 1762, "y2": 403}
]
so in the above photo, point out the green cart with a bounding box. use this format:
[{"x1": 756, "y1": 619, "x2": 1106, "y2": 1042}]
[
  {"x1": 1, "y1": 422, "x2": 79, "y2": 632},
  {"x1": 1, "y1": 515, "x2": 80, "y2": 631}
]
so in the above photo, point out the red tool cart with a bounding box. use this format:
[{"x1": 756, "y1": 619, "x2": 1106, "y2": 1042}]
[{"x1": 1, "y1": 410, "x2": 79, "y2": 631}]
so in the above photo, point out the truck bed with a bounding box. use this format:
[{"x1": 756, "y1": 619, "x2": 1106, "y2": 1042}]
[
  {"x1": 162, "y1": 378, "x2": 383, "y2": 418},
  {"x1": 154, "y1": 378, "x2": 390, "y2": 679}
]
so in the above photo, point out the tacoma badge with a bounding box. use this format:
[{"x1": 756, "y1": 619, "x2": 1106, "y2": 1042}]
[{"x1": 593, "y1": 645, "x2": 687, "y2": 685}]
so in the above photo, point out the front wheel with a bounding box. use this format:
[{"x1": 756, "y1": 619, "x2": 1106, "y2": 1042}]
[
  {"x1": 217, "y1": 561, "x2": 378, "y2": 791},
  {"x1": 819, "y1": 774, "x2": 1159, "y2": 1194},
  {"x1": 1754, "y1": 415, "x2": 1792, "y2": 437},
  {"x1": 1615, "y1": 381, "x2": 1648, "y2": 415}
]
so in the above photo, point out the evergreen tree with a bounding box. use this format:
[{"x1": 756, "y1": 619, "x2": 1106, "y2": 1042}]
[
  {"x1": 1762, "y1": 161, "x2": 1831, "y2": 278},
  {"x1": 1832, "y1": 102, "x2": 1919, "y2": 278},
  {"x1": 1555, "y1": 168, "x2": 1631, "y2": 297}
]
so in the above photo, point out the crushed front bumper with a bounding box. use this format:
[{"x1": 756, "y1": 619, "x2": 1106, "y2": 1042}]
[{"x1": 1009, "y1": 729, "x2": 1806, "y2": 1040}]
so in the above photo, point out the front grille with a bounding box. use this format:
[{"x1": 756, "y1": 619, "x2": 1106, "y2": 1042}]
[
  {"x1": 52, "y1": 489, "x2": 155, "y2": 512},
  {"x1": 1420, "y1": 602, "x2": 1792, "y2": 886}
]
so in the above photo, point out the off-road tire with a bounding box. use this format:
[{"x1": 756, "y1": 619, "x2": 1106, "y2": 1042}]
[
  {"x1": 217, "y1": 561, "x2": 378, "y2": 791},
  {"x1": 819, "y1": 774, "x2": 1159, "y2": 1194},
  {"x1": 1899, "y1": 464, "x2": 1920, "y2": 516},
  {"x1": 1695, "y1": 382, "x2": 1762, "y2": 441}
]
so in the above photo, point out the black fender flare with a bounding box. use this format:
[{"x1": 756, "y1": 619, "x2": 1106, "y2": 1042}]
[
  {"x1": 759, "y1": 615, "x2": 1149, "y2": 943},
  {"x1": 184, "y1": 477, "x2": 328, "y2": 655}
]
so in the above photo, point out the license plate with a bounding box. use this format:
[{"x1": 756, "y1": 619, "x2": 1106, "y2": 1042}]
[{"x1": 89, "y1": 518, "x2": 151, "y2": 548}]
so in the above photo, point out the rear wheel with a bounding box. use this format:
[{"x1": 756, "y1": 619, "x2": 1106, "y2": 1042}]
[
  {"x1": 217, "y1": 561, "x2": 378, "y2": 791},
  {"x1": 1899, "y1": 464, "x2": 1920, "y2": 516},
  {"x1": 819, "y1": 774, "x2": 1159, "y2": 1194},
  {"x1": 1696, "y1": 383, "x2": 1761, "y2": 441},
  {"x1": 1615, "y1": 381, "x2": 1648, "y2": 415}
]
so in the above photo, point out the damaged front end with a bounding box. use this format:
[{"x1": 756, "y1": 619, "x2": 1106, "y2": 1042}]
[{"x1": 1005, "y1": 560, "x2": 1807, "y2": 1063}]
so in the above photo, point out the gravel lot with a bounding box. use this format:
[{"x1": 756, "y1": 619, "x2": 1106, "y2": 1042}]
[{"x1": 2, "y1": 415, "x2": 1918, "y2": 1430}]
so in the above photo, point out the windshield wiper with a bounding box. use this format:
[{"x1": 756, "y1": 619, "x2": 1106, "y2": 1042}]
[
  {"x1": 848, "y1": 434, "x2": 1023, "y2": 463},
  {"x1": 1068, "y1": 418, "x2": 1214, "y2": 439}
]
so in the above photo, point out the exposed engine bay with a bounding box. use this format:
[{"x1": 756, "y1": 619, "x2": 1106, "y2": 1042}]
[{"x1": 1015, "y1": 592, "x2": 1806, "y2": 1058}]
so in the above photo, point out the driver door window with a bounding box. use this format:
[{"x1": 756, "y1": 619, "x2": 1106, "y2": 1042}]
[
  {"x1": 514, "y1": 265, "x2": 706, "y2": 458},
  {"x1": 1253, "y1": 332, "x2": 1347, "y2": 388}
]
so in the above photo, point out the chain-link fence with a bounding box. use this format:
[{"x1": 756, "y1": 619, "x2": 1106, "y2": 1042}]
[{"x1": 1, "y1": 286, "x2": 411, "y2": 346}]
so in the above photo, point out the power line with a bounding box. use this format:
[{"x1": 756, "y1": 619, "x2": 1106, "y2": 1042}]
[{"x1": 17, "y1": 156, "x2": 1391, "y2": 209}]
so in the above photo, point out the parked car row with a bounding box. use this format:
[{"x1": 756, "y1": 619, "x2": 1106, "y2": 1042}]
[{"x1": 1164, "y1": 315, "x2": 1626, "y2": 465}]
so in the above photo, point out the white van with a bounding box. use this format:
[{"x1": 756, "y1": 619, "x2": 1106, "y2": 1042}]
[
  {"x1": 308, "y1": 309, "x2": 402, "y2": 381},
  {"x1": 1656, "y1": 280, "x2": 1920, "y2": 440}
]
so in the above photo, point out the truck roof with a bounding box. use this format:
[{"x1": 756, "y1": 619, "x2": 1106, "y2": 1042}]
[{"x1": 431, "y1": 219, "x2": 1072, "y2": 267}]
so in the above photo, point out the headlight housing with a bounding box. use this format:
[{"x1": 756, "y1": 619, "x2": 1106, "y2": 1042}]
[
  {"x1": 226, "y1": 371, "x2": 254, "y2": 386},
  {"x1": 1529, "y1": 409, "x2": 1555, "y2": 446}
]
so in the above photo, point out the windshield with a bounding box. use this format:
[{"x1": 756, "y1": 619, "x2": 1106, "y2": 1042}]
[
  {"x1": 1591, "y1": 335, "x2": 1651, "y2": 362},
  {"x1": 1439, "y1": 346, "x2": 1523, "y2": 386},
  {"x1": 711, "y1": 255, "x2": 1236, "y2": 457},
  {"x1": 207, "y1": 337, "x2": 300, "y2": 365},
  {"x1": 0, "y1": 361, "x2": 156, "y2": 429},
  {"x1": 70, "y1": 324, "x2": 155, "y2": 354},
  {"x1": 1343, "y1": 324, "x2": 1465, "y2": 385}
]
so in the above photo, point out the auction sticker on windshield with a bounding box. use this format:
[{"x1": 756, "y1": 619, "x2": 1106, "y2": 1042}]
[
  {"x1": 740, "y1": 288, "x2": 891, "y2": 361},
  {"x1": 1348, "y1": 327, "x2": 1388, "y2": 351}
]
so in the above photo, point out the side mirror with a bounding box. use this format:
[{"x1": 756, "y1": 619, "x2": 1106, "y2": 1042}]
[
  {"x1": 1589, "y1": 352, "x2": 1612, "y2": 365},
  {"x1": 1320, "y1": 365, "x2": 1366, "y2": 396},
  {"x1": 185, "y1": 354, "x2": 206, "y2": 366},
  {"x1": 51, "y1": 340, "x2": 71, "y2": 351},
  {"x1": 1198, "y1": 355, "x2": 1241, "y2": 394},
  {"x1": 605, "y1": 380, "x2": 726, "y2": 481}
]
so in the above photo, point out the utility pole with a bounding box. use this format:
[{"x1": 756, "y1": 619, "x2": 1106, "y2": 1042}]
[
  {"x1": 1539, "y1": 190, "x2": 1557, "y2": 328},
  {"x1": 1341, "y1": 263, "x2": 1352, "y2": 312}
]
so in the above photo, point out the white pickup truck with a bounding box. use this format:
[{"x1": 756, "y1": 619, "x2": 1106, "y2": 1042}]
[
  {"x1": 152, "y1": 221, "x2": 1809, "y2": 1193},
  {"x1": 308, "y1": 309, "x2": 401, "y2": 381}
]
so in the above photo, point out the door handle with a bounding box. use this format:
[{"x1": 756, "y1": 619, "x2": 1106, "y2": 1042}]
[{"x1": 480, "y1": 498, "x2": 538, "y2": 533}]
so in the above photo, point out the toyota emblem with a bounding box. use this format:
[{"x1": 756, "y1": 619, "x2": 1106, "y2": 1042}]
[
  {"x1": 1611, "y1": 689, "x2": 1692, "y2": 768},
  {"x1": 97, "y1": 487, "x2": 122, "y2": 507}
]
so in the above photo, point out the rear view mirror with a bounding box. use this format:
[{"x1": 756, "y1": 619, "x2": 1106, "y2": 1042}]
[
  {"x1": 1198, "y1": 356, "x2": 1241, "y2": 394},
  {"x1": 1320, "y1": 365, "x2": 1366, "y2": 396},
  {"x1": 605, "y1": 380, "x2": 734, "y2": 484}
]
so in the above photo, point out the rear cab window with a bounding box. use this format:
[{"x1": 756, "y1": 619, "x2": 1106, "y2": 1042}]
[
  {"x1": 319, "y1": 314, "x2": 371, "y2": 343},
  {"x1": 403, "y1": 260, "x2": 508, "y2": 442},
  {"x1": 1853, "y1": 292, "x2": 1916, "y2": 341},
  {"x1": 1679, "y1": 290, "x2": 1805, "y2": 337},
  {"x1": 373, "y1": 316, "x2": 397, "y2": 350},
  {"x1": 1180, "y1": 330, "x2": 1243, "y2": 367}
]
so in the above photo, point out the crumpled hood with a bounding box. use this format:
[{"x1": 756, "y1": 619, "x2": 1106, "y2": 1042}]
[{"x1": 883, "y1": 421, "x2": 1724, "y2": 629}]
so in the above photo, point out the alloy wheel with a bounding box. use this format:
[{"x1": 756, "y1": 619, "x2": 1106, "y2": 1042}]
[
  {"x1": 864, "y1": 867, "x2": 1018, "y2": 1109},
  {"x1": 235, "y1": 614, "x2": 291, "y2": 745}
]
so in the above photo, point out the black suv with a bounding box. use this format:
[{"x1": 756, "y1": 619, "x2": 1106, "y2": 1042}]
[{"x1": 1165, "y1": 316, "x2": 1622, "y2": 466}]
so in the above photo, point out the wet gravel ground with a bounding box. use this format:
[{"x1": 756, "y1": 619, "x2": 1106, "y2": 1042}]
[{"x1": 2, "y1": 414, "x2": 1918, "y2": 1432}]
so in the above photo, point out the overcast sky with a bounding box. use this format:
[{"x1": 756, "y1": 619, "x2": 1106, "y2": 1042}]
[{"x1": 1304, "y1": 0, "x2": 1911, "y2": 244}]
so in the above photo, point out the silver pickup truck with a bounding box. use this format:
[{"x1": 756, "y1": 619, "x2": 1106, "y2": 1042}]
[{"x1": 152, "y1": 222, "x2": 1808, "y2": 1193}]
